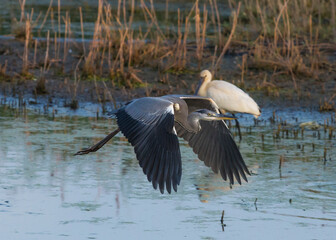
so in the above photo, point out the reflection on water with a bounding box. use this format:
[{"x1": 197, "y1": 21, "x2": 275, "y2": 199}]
[{"x1": 0, "y1": 105, "x2": 335, "y2": 239}]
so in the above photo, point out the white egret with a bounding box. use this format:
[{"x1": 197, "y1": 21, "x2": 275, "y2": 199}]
[{"x1": 195, "y1": 70, "x2": 261, "y2": 140}]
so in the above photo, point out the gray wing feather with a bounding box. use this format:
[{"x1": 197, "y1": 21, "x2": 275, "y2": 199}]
[
  {"x1": 115, "y1": 97, "x2": 182, "y2": 194},
  {"x1": 165, "y1": 95, "x2": 220, "y2": 113},
  {"x1": 175, "y1": 117, "x2": 250, "y2": 185},
  {"x1": 165, "y1": 95, "x2": 249, "y2": 184}
]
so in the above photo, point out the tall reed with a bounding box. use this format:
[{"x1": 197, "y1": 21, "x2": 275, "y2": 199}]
[{"x1": 22, "y1": 11, "x2": 33, "y2": 73}]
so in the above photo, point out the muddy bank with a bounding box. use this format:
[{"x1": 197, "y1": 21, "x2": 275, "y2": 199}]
[
  {"x1": 0, "y1": 37, "x2": 335, "y2": 114},
  {"x1": 1, "y1": 0, "x2": 336, "y2": 114}
]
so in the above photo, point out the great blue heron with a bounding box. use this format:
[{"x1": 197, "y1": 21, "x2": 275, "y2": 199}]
[
  {"x1": 195, "y1": 70, "x2": 261, "y2": 141},
  {"x1": 75, "y1": 95, "x2": 250, "y2": 194}
]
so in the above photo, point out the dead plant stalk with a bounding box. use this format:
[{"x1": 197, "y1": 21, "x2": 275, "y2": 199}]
[{"x1": 214, "y1": 2, "x2": 241, "y2": 73}]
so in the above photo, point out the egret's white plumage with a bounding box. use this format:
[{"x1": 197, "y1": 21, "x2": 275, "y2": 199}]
[{"x1": 196, "y1": 70, "x2": 261, "y2": 118}]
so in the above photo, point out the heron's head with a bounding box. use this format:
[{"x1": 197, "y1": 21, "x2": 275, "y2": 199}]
[
  {"x1": 194, "y1": 109, "x2": 236, "y2": 121},
  {"x1": 195, "y1": 70, "x2": 212, "y2": 95}
]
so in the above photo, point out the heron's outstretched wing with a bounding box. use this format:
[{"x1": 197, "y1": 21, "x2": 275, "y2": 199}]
[
  {"x1": 115, "y1": 97, "x2": 182, "y2": 194},
  {"x1": 174, "y1": 96, "x2": 250, "y2": 185},
  {"x1": 176, "y1": 120, "x2": 249, "y2": 185},
  {"x1": 163, "y1": 95, "x2": 219, "y2": 113}
]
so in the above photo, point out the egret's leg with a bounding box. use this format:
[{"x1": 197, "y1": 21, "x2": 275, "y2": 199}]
[
  {"x1": 220, "y1": 109, "x2": 231, "y2": 128},
  {"x1": 232, "y1": 114, "x2": 242, "y2": 142},
  {"x1": 220, "y1": 109, "x2": 242, "y2": 141},
  {"x1": 74, "y1": 128, "x2": 120, "y2": 155}
]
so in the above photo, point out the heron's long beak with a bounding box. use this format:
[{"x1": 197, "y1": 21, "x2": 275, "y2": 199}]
[
  {"x1": 215, "y1": 113, "x2": 236, "y2": 120},
  {"x1": 195, "y1": 78, "x2": 204, "y2": 95}
]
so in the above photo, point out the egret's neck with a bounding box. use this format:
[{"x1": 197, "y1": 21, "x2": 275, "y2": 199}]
[{"x1": 197, "y1": 77, "x2": 211, "y2": 97}]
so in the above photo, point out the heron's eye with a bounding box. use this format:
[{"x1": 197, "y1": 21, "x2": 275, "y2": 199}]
[{"x1": 207, "y1": 113, "x2": 212, "y2": 116}]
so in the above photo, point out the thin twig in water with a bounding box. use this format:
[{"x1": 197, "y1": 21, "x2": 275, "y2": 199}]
[{"x1": 220, "y1": 210, "x2": 226, "y2": 231}]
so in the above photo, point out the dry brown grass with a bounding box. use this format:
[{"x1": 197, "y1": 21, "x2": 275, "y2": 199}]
[
  {"x1": 7, "y1": 0, "x2": 336, "y2": 92},
  {"x1": 0, "y1": 60, "x2": 10, "y2": 82},
  {"x1": 238, "y1": 0, "x2": 336, "y2": 90},
  {"x1": 213, "y1": 2, "x2": 241, "y2": 74},
  {"x1": 35, "y1": 30, "x2": 50, "y2": 95}
]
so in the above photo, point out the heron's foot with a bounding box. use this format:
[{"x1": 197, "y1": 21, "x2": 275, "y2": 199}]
[
  {"x1": 238, "y1": 134, "x2": 242, "y2": 142},
  {"x1": 74, "y1": 147, "x2": 95, "y2": 156},
  {"x1": 74, "y1": 129, "x2": 120, "y2": 156}
]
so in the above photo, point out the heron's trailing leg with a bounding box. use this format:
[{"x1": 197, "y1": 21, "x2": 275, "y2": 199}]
[{"x1": 74, "y1": 128, "x2": 120, "y2": 155}]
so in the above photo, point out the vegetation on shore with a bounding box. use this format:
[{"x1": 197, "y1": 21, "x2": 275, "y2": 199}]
[{"x1": 0, "y1": 0, "x2": 335, "y2": 110}]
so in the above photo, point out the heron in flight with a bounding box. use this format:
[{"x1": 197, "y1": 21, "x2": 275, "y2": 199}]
[
  {"x1": 75, "y1": 95, "x2": 250, "y2": 194},
  {"x1": 195, "y1": 70, "x2": 261, "y2": 141}
]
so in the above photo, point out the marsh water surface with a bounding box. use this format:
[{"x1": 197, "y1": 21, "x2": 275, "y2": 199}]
[
  {"x1": 0, "y1": 104, "x2": 335, "y2": 239},
  {"x1": 0, "y1": 0, "x2": 229, "y2": 39}
]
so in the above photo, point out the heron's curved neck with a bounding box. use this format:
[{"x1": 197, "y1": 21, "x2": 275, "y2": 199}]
[
  {"x1": 185, "y1": 113, "x2": 202, "y2": 133},
  {"x1": 175, "y1": 117, "x2": 199, "y2": 133},
  {"x1": 173, "y1": 100, "x2": 201, "y2": 133}
]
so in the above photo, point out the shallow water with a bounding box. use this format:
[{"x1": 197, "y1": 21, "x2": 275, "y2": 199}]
[
  {"x1": 0, "y1": 0, "x2": 229, "y2": 39},
  {"x1": 0, "y1": 104, "x2": 335, "y2": 239}
]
